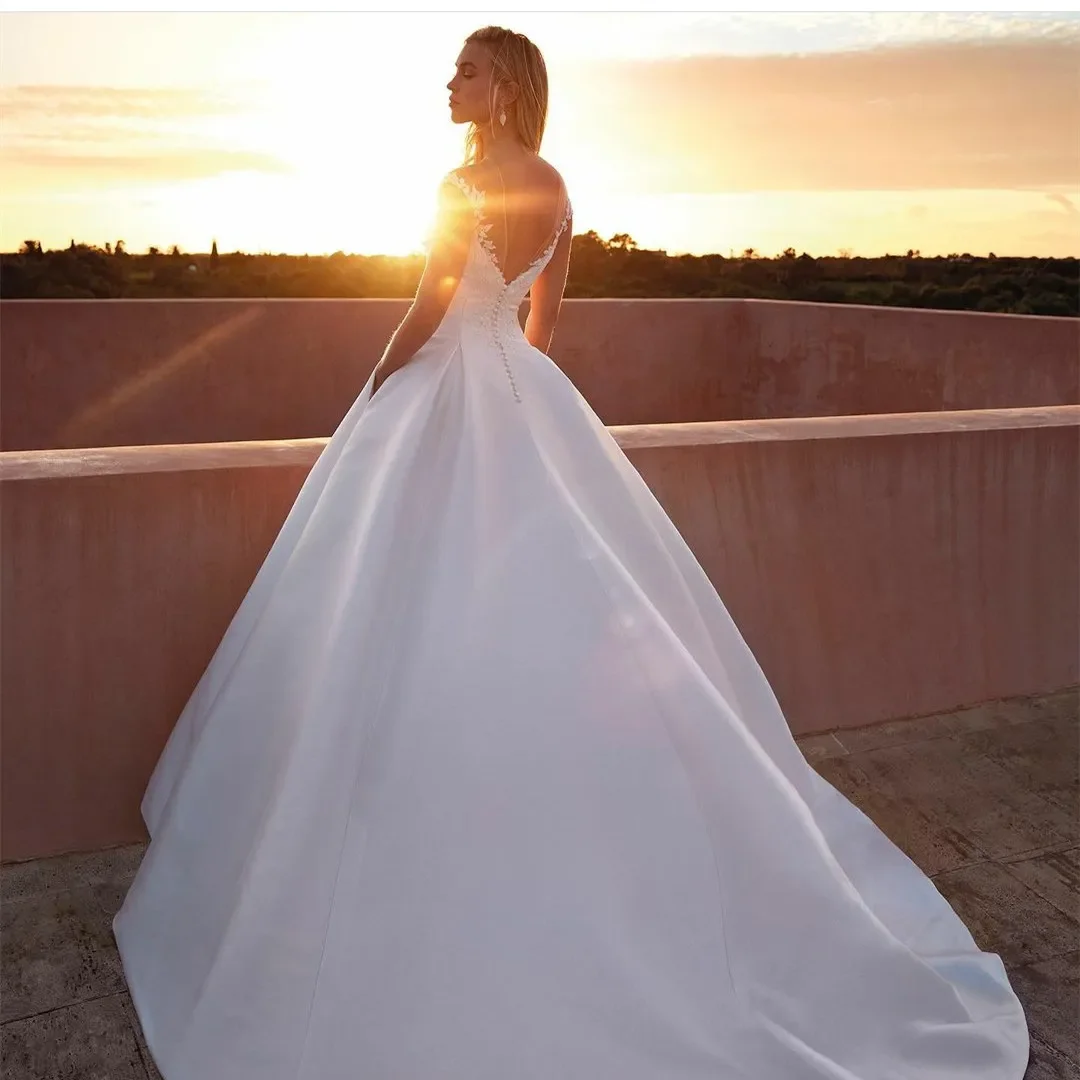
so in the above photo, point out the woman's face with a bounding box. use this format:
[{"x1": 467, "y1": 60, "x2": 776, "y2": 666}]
[{"x1": 446, "y1": 41, "x2": 494, "y2": 126}]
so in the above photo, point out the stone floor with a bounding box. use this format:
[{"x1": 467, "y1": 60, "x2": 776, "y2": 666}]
[{"x1": 2, "y1": 688, "x2": 1077, "y2": 1079}]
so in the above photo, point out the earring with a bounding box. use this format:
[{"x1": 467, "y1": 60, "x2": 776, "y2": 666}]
[{"x1": 499, "y1": 109, "x2": 507, "y2": 126}]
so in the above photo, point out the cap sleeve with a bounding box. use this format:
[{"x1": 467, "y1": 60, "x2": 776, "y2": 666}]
[{"x1": 422, "y1": 170, "x2": 478, "y2": 254}]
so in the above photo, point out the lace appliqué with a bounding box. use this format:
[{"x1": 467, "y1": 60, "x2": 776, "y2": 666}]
[
  {"x1": 440, "y1": 170, "x2": 572, "y2": 406},
  {"x1": 475, "y1": 218, "x2": 498, "y2": 270},
  {"x1": 443, "y1": 170, "x2": 571, "y2": 287},
  {"x1": 443, "y1": 172, "x2": 502, "y2": 276}
]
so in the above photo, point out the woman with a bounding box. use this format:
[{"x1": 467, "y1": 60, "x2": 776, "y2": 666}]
[{"x1": 113, "y1": 25, "x2": 1029, "y2": 1080}]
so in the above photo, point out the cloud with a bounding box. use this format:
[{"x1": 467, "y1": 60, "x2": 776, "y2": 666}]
[
  {"x1": 558, "y1": 37, "x2": 1080, "y2": 193},
  {"x1": 4, "y1": 149, "x2": 291, "y2": 188},
  {"x1": 811, "y1": 12, "x2": 1080, "y2": 50},
  {"x1": 1046, "y1": 193, "x2": 1079, "y2": 216},
  {"x1": 0, "y1": 84, "x2": 288, "y2": 188},
  {"x1": 0, "y1": 84, "x2": 249, "y2": 120},
  {"x1": 4, "y1": 35, "x2": 1078, "y2": 199}
]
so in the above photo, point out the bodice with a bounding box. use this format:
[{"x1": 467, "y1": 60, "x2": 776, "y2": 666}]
[{"x1": 440, "y1": 171, "x2": 573, "y2": 403}]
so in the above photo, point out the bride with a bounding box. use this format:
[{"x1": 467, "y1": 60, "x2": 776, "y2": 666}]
[{"x1": 113, "y1": 25, "x2": 1029, "y2": 1080}]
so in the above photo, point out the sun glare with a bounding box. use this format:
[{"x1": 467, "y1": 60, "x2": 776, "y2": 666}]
[
  {"x1": 3, "y1": 13, "x2": 1077, "y2": 257},
  {"x1": 159, "y1": 16, "x2": 602, "y2": 256},
  {"x1": 172, "y1": 18, "x2": 472, "y2": 255}
]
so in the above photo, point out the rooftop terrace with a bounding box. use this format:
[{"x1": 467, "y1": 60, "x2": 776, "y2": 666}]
[
  {"x1": 1, "y1": 297, "x2": 1077, "y2": 1075},
  {"x1": 1, "y1": 690, "x2": 1076, "y2": 1079}
]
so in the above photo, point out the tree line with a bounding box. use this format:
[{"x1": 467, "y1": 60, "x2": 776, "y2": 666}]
[{"x1": 2, "y1": 233, "x2": 1076, "y2": 317}]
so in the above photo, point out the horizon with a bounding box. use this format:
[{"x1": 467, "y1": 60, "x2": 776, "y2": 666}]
[
  {"x1": 2, "y1": 12, "x2": 1079, "y2": 259},
  {"x1": 10, "y1": 239, "x2": 1073, "y2": 263}
]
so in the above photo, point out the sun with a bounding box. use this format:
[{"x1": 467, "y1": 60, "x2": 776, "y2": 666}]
[
  {"x1": 189, "y1": 19, "x2": 469, "y2": 255},
  {"x1": 155, "y1": 16, "x2": 596, "y2": 256}
]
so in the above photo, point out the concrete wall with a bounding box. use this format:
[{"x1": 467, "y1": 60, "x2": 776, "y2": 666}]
[
  {"x1": 4, "y1": 299, "x2": 1076, "y2": 451},
  {"x1": 732, "y1": 300, "x2": 1079, "y2": 419},
  {"x1": 3, "y1": 409, "x2": 1077, "y2": 861}
]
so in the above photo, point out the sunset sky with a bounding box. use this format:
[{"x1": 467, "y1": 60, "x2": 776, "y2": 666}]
[{"x1": 2, "y1": 11, "x2": 1078, "y2": 258}]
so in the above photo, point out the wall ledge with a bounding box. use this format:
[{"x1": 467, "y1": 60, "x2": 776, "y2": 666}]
[{"x1": 2, "y1": 405, "x2": 1077, "y2": 482}]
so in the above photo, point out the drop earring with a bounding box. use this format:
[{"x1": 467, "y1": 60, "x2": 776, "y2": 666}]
[{"x1": 499, "y1": 109, "x2": 507, "y2": 127}]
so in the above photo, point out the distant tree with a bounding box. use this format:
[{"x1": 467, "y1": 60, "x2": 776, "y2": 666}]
[
  {"x1": 837, "y1": 247, "x2": 854, "y2": 259},
  {"x1": 211, "y1": 239, "x2": 219, "y2": 262},
  {"x1": 3, "y1": 236, "x2": 1075, "y2": 315}
]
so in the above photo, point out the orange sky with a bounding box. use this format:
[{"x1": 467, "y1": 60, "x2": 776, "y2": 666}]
[{"x1": 2, "y1": 12, "x2": 1078, "y2": 257}]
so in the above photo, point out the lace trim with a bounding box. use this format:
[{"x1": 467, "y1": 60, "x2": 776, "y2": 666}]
[{"x1": 443, "y1": 169, "x2": 572, "y2": 286}]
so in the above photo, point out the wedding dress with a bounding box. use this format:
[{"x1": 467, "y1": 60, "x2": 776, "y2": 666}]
[{"x1": 113, "y1": 167, "x2": 1029, "y2": 1080}]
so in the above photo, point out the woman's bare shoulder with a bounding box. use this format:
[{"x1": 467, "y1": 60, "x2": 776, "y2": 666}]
[
  {"x1": 530, "y1": 155, "x2": 565, "y2": 185},
  {"x1": 456, "y1": 156, "x2": 565, "y2": 193}
]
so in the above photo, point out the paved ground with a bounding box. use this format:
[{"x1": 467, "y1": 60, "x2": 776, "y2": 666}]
[{"x1": 2, "y1": 688, "x2": 1077, "y2": 1079}]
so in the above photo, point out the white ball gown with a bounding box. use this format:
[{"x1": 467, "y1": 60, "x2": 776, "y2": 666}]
[{"x1": 113, "y1": 170, "x2": 1029, "y2": 1079}]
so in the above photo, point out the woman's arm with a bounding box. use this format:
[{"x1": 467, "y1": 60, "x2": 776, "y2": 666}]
[
  {"x1": 371, "y1": 304, "x2": 445, "y2": 391},
  {"x1": 372, "y1": 175, "x2": 471, "y2": 394},
  {"x1": 524, "y1": 211, "x2": 573, "y2": 354}
]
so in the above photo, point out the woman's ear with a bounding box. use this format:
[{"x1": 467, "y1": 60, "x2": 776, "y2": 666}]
[{"x1": 502, "y1": 79, "x2": 520, "y2": 106}]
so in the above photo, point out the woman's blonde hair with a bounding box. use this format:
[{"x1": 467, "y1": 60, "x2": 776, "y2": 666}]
[{"x1": 463, "y1": 26, "x2": 548, "y2": 165}]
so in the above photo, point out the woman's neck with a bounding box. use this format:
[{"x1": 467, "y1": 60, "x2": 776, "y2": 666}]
[{"x1": 480, "y1": 131, "x2": 532, "y2": 164}]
